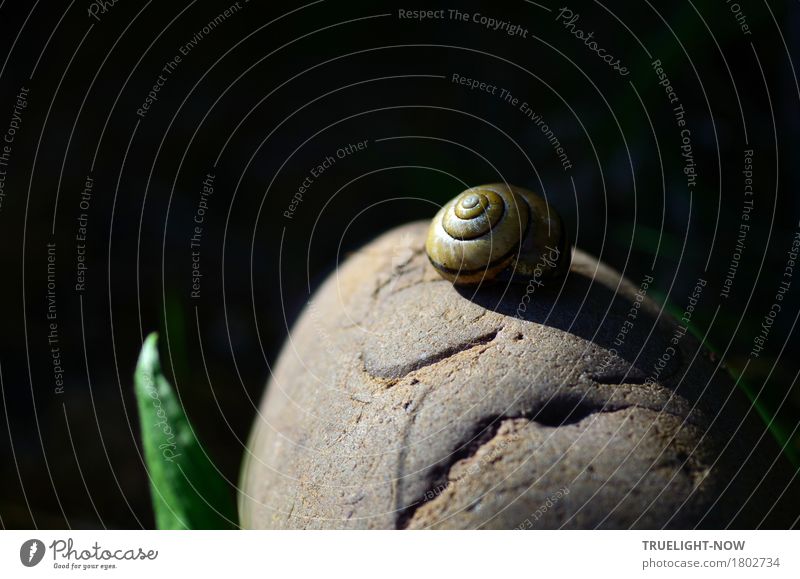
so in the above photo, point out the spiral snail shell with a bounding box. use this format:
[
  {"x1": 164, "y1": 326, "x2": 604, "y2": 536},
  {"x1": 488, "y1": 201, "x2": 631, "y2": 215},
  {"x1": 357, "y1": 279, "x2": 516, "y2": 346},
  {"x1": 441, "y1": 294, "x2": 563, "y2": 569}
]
[{"x1": 425, "y1": 183, "x2": 570, "y2": 285}]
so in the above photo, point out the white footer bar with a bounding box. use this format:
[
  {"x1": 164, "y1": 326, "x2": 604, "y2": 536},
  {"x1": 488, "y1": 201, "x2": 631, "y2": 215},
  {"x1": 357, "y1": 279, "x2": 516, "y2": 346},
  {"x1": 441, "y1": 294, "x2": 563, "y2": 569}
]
[{"x1": 1, "y1": 530, "x2": 796, "y2": 578}]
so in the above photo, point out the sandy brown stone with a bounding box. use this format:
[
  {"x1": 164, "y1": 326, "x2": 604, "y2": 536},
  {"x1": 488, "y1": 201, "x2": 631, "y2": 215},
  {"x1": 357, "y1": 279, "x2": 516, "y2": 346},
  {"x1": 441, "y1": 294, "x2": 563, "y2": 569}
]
[{"x1": 239, "y1": 222, "x2": 798, "y2": 529}]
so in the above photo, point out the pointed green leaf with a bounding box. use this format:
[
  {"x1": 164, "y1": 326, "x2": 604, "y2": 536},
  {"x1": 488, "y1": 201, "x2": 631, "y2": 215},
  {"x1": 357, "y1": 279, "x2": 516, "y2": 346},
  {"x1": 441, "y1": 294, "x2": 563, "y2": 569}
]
[{"x1": 134, "y1": 333, "x2": 237, "y2": 529}]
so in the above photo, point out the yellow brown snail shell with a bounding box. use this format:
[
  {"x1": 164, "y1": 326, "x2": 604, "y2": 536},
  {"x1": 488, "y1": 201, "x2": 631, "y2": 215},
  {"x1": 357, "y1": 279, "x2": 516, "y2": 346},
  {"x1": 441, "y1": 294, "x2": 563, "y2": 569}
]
[{"x1": 425, "y1": 183, "x2": 571, "y2": 285}]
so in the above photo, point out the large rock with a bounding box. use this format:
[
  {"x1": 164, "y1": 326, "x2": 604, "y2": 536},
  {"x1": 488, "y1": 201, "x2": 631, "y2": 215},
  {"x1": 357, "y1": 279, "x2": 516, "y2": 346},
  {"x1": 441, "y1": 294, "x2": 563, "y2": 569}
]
[{"x1": 239, "y1": 222, "x2": 798, "y2": 529}]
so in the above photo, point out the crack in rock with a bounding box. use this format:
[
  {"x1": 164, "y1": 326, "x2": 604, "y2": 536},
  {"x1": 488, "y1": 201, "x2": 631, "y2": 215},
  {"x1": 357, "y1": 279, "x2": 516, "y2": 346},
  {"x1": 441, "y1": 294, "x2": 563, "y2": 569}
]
[
  {"x1": 395, "y1": 403, "x2": 674, "y2": 529},
  {"x1": 365, "y1": 330, "x2": 500, "y2": 381}
]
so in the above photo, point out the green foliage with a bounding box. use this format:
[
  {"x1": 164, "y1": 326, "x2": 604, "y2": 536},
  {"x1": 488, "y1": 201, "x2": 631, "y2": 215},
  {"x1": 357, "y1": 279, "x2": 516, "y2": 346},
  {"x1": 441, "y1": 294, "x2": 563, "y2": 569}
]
[{"x1": 134, "y1": 333, "x2": 237, "y2": 529}]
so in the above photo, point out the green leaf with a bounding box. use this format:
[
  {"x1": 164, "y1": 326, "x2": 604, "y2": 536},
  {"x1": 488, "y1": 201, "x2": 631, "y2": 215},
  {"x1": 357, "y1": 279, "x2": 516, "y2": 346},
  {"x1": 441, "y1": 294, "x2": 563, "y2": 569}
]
[{"x1": 134, "y1": 332, "x2": 237, "y2": 529}]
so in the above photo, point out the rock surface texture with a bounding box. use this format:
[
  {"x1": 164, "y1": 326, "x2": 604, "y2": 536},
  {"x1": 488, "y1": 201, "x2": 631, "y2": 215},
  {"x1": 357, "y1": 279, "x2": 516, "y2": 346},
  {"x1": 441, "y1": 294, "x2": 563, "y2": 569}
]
[{"x1": 240, "y1": 222, "x2": 798, "y2": 529}]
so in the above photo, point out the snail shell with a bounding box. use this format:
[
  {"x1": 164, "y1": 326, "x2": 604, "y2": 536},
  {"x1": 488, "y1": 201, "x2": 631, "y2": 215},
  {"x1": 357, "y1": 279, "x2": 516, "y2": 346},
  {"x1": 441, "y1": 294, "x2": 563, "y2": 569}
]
[{"x1": 425, "y1": 183, "x2": 570, "y2": 285}]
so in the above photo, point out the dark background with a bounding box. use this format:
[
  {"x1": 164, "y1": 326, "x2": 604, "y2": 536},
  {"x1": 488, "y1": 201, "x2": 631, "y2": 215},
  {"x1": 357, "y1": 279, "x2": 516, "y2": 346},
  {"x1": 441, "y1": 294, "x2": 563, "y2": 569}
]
[{"x1": 0, "y1": 0, "x2": 799, "y2": 528}]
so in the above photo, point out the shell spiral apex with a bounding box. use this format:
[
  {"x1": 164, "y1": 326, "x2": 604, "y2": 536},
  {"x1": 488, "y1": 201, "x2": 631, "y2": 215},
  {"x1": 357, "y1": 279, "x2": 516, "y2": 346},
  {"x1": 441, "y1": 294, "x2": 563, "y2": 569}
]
[{"x1": 425, "y1": 183, "x2": 570, "y2": 286}]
